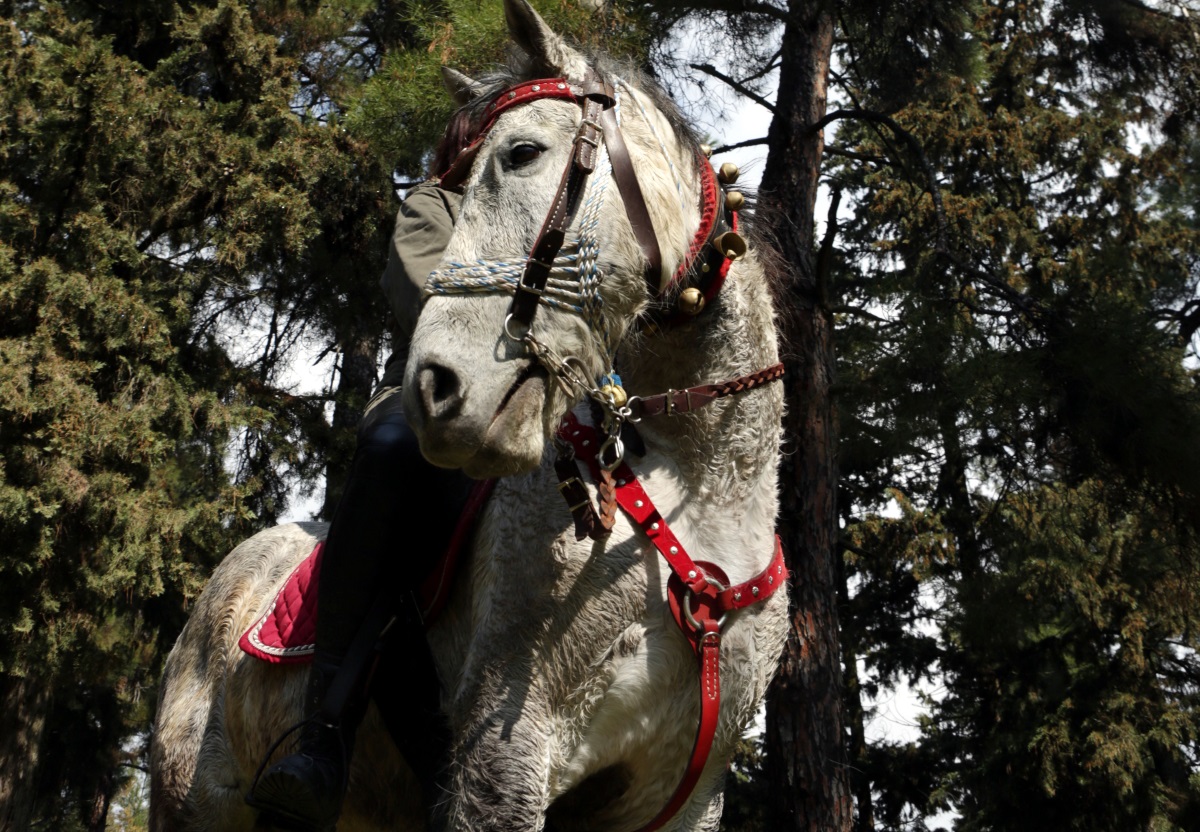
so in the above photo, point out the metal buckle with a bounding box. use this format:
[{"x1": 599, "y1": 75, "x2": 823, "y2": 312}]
[
  {"x1": 598, "y1": 433, "x2": 625, "y2": 471},
  {"x1": 665, "y1": 389, "x2": 692, "y2": 416},
  {"x1": 682, "y1": 576, "x2": 729, "y2": 633}
]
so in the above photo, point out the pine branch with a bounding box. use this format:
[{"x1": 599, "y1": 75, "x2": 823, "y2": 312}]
[
  {"x1": 677, "y1": 1, "x2": 788, "y2": 23},
  {"x1": 803, "y1": 108, "x2": 1048, "y2": 327},
  {"x1": 738, "y1": 48, "x2": 783, "y2": 84},
  {"x1": 712, "y1": 136, "x2": 767, "y2": 154},
  {"x1": 688, "y1": 62, "x2": 775, "y2": 112},
  {"x1": 823, "y1": 145, "x2": 885, "y2": 164},
  {"x1": 829, "y1": 304, "x2": 895, "y2": 325},
  {"x1": 816, "y1": 186, "x2": 841, "y2": 309},
  {"x1": 809, "y1": 109, "x2": 948, "y2": 248}
]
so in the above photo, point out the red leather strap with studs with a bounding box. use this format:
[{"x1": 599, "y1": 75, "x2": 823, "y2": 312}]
[
  {"x1": 440, "y1": 78, "x2": 579, "y2": 190},
  {"x1": 557, "y1": 414, "x2": 787, "y2": 831}
]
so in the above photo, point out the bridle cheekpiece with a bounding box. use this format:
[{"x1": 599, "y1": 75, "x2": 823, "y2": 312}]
[{"x1": 430, "y1": 70, "x2": 754, "y2": 465}]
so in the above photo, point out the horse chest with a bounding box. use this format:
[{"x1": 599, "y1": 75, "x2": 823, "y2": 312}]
[{"x1": 436, "y1": 455, "x2": 757, "y2": 787}]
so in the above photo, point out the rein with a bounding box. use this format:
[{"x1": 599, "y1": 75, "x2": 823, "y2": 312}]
[{"x1": 429, "y1": 70, "x2": 786, "y2": 830}]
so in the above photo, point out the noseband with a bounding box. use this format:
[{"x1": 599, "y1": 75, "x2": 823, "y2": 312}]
[{"x1": 433, "y1": 71, "x2": 752, "y2": 448}]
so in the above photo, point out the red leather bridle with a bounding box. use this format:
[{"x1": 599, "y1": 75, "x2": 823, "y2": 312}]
[{"x1": 436, "y1": 70, "x2": 787, "y2": 830}]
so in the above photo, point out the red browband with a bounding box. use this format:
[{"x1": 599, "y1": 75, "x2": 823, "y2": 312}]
[{"x1": 437, "y1": 75, "x2": 738, "y2": 309}]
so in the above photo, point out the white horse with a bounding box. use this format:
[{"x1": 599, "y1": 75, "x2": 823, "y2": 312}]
[{"x1": 149, "y1": 2, "x2": 787, "y2": 830}]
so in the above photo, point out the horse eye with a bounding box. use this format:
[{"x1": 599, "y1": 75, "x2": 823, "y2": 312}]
[{"x1": 510, "y1": 144, "x2": 543, "y2": 167}]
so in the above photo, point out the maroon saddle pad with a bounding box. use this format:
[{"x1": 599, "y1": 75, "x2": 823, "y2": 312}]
[{"x1": 238, "y1": 480, "x2": 495, "y2": 664}]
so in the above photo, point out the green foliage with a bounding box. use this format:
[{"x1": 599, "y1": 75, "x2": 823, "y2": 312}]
[
  {"x1": 720, "y1": 735, "x2": 769, "y2": 832},
  {"x1": 0, "y1": 1, "x2": 641, "y2": 825},
  {"x1": 347, "y1": 0, "x2": 645, "y2": 176},
  {"x1": 0, "y1": 0, "x2": 392, "y2": 824},
  {"x1": 827, "y1": 1, "x2": 1200, "y2": 830}
]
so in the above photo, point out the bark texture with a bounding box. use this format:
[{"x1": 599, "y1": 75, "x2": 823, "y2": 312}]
[
  {"x1": 756, "y1": 2, "x2": 853, "y2": 830},
  {"x1": 0, "y1": 678, "x2": 49, "y2": 832}
]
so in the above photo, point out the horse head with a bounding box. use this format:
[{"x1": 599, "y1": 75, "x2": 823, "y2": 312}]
[{"x1": 404, "y1": 0, "x2": 707, "y2": 478}]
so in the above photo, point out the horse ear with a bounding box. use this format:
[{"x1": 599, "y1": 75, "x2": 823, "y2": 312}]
[
  {"x1": 504, "y1": 0, "x2": 587, "y2": 80},
  {"x1": 441, "y1": 66, "x2": 485, "y2": 106}
]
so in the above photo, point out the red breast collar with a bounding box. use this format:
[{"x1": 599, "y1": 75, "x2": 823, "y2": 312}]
[{"x1": 557, "y1": 413, "x2": 787, "y2": 831}]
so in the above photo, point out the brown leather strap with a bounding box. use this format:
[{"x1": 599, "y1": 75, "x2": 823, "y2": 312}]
[
  {"x1": 596, "y1": 467, "x2": 618, "y2": 533},
  {"x1": 508, "y1": 81, "x2": 609, "y2": 334},
  {"x1": 628, "y1": 363, "x2": 785, "y2": 419},
  {"x1": 555, "y1": 454, "x2": 605, "y2": 541},
  {"x1": 600, "y1": 106, "x2": 663, "y2": 296}
]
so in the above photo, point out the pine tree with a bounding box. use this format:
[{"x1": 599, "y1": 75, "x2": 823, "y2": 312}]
[
  {"x1": 827, "y1": 1, "x2": 1200, "y2": 829},
  {"x1": 0, "y1": 1, "x2": 396, "y2": 824},
  {"x1": 0, "y1": 2, "x2": 637, "y2": 826}
]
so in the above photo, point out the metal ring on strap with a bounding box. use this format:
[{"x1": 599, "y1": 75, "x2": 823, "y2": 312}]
[{"x1": 682, "y1": 577, "x2": 729, "y2": 632}]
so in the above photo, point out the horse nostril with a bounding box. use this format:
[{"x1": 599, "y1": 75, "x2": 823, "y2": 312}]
[{"x1": 418, "y1": 361, "x2": 465, "y2": 421}]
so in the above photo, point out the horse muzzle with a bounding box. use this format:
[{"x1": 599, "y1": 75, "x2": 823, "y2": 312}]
[{"x1": 404, "y1": 327, "x2": 550, "y2": 477}]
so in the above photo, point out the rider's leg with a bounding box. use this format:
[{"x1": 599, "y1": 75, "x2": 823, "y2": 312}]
[{"x1": 247, "y1": 386, "x2": 471, "y2": 830}]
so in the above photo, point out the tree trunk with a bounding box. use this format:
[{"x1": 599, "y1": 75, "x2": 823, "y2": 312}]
[
  {"x1": 320, "y1": 332, "x2": 381, "y2": 519},
  {"x1": 0, "y1": 677, "x2": 50, "y2": 832},
  {"x1": 84, "y1": 770, "x2": 114, "y2": 832},
  {"x1": 757, "y1": 2, "x2": 852, "y2": 830}
]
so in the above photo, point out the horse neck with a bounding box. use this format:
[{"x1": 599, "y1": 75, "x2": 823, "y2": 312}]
[{"x1": 618, "y1": 253, "x2": 782, "y2": 505}]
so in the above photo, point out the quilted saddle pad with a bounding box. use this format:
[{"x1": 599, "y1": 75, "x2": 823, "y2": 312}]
[{"x1": 237, "y1": 479, "x2": 495, "y2": 665}]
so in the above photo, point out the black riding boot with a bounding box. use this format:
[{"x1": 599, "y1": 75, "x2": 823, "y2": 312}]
[
  {"x1": 246, "y1": 652, "x2": 366, "y2": 832},
  {"x1": 247, "y1": 390, "x2": 470, "y2": 828}
]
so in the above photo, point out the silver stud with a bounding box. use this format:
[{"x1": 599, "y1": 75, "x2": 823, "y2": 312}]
[
  {"x1": 650, "y1": 522, "x2": 660, "y2": 531},
  {"x1": 582, "y1": 440, "x2": 590, "y2": 447},
  {"x1": 573, "y1": 430, "x2": 580, "y2": 436},
  {"x1": 508, "y1": 91, "x2": 516, "y2": 99},
  {"x1": 670, "y1": 546, "x2": 679, "y2": 555},
  {"x1": 688, "y1": 569, "x2": 697, "y2": 579},
  {"x1": 768, "y1": 575, "x2": 774, "y2": 584},
  {"x1": 557, "y1": 83, "x2": 566, "y2": 89},
  {"x1": 751, "y1": 586, "x2": 760, "y2": 596},
  {"x1": 634, "y1": 500, "x2": 643, "y2": 508},
  {"x1": 734, "y1": 592, "x2": 742, "y2": 601},
  {"x1": 531, "y1": 85, "x2": 540, "y2": 91}
]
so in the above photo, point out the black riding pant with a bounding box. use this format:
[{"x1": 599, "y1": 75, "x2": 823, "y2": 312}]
[
  {"x1": 316, "y1": 386, "x2": 472, "y2": 653},
  {"x1": 314, "y1": 386, "x2": 472, "y2": 772}
]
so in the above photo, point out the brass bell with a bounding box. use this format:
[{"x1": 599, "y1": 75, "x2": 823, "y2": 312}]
[
  {"x1": 700, "y1": 143, "x2": 713, "y2": 158},
  {"x1": 600, "y1": 383, "x2": 628, "y2": 408},
  {"x1": 678, "y1": 286, "x2": 706, "y2": 316},
  {"x1": 717, "y1": 162, "x2": 740, "y2": 184},
  {"x1": 712, "y1": 230, "x2": 747, "y2": 261},
  {"x1": 724, "y1": 190, "x2": 745, "y2": 212}
]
